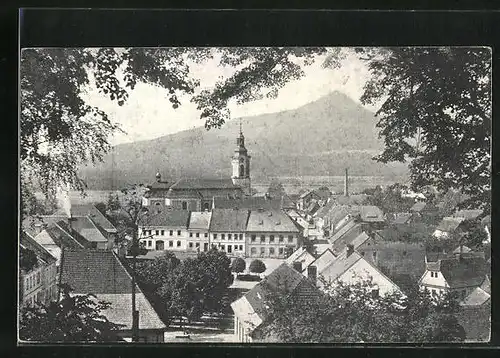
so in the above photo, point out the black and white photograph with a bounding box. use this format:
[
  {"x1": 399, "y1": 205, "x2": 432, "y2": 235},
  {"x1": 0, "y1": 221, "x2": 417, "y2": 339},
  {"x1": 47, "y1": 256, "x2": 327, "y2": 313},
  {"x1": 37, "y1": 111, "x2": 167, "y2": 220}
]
[{"x1": 19, "y1": 46, "x2": 491, "y2": 343}]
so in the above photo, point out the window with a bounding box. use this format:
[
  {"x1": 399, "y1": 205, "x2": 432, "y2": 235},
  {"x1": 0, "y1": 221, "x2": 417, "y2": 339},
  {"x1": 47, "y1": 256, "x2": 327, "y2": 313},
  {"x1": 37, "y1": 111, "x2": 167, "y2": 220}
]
[
  {"x1": 260, "y1": 247, "x2": 265, "y2": 255},
  {"x1": 288, "y1": 235, "x2": 293, "y2": 243},
  {"x1": 177, "y1": 241, "x2": 181, "y2": 247},
  {"x1": 234, "y1": 245, "x2": 238, "y2": 251},
  {"x1": 435, "y1": 272, "x2": 439, "y2": 278},
  {"x1": 361, "y1": 251, "x2": 365, "y2": 256},
  {"x1": 189, "y1": 232, "x2": 193, "y2": 238},
  {"x1": 239, "y1": 234, "x2": 243, "y2": 240},
  {"x1": 251, "y1": 247, "x2": 257, "y2": 255},
  {"x1": 177, "y1": 230, "x2": 181, "y2": 236},
  {"x1": 148, "y1": 240, "x2": 152, "y2": 247},
  {"x1": 278, "y1": 247, "x2": 284, "y2": 255},
  {"x1": 91, "y1": 242, "x2": 97, "y2": 249},
  {"x1": 239, "y1": 245, "x2": 243, "y2": 251},
  {"x1": 161, "y1": 230, "x2": 165, "y2": 236},
  {"x1": 25, "y1": 278, "x2": 29, "y2": 291},
  {"x1": 260, "y1": 235, "x2": 265, "y2": 243},
  {"x1": 204, "y1": 233, "x2": 208, "y2": 238},
  {"x1": 221, "y1": 245, "x2": 225, "y2": 251},
  {"x1": 228, "y1": 234, "x2": 232, "y2": 240},
  {"x1": 251, "y1": 235, "x2": 256, "y2": 242},
  {"x1": 372, "y1": 251, "x2": 377, "y2": 259},
  {"x1": 196, "y1": 232, "x2": 200, "y2": 238},
  {"x1": 279, "y1": 235, "x2": 284, "y2": 243},
  {"x1": 36, "y1": 272, "x2": 41, "y2": 285},
  {"x1": 269, "y1": 247, "x2": 275, "y2": 255},
  {"x1": 213, "y1": 234, "x2": 218, "y2": 239},
  {"x1": 195, "y1": 242, "x2": 200, "y2": 248},
  {"x1": 270, "y1": 235, "x2": 275, "y2": 243},
  {"x1": 155, "y1": 230, "x2": 159, "y2": 236},
  {"x1": 189, "y1": 242, "x2": 193, "y2": 248},
  {"x1": 169, "y1": 241, "x2": 173, "y2": 247},
  {"x1": 222, "y1": 234, "x2": 225, "y2": 240},
  {"x1": 169, "y1": 230, "x2": 173, "y2": 236},
  {"x1": 142, "y1": 229, "x2": 147, "y2": 235},
  {"x1": 182, "y1": 201, "x2": 187, "y2": 210},
  {"x1": 371, "y1": 288, "x2": 380, "y2": 298}
]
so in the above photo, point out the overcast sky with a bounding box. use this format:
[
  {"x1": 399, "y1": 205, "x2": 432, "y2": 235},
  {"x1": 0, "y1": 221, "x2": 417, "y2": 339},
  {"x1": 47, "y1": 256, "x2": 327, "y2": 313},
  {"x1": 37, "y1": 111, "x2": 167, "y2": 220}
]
[{"x1": 81, "y1": 49, "x2": 373, "y2": 146}]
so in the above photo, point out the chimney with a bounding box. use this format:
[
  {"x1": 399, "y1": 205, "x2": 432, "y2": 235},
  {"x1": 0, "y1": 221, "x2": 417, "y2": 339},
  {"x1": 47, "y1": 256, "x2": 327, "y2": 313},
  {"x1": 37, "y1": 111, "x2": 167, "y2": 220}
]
[
  {"x1": 344, "y1": 168, "x2": 349, "y2": 197},
  {"x1": 57, "y1": 185, "x2": 72, "y2": 219},
  {"x1": 346, "y1": 244, "x2": 354, "y2": 257},
  {"x1": 307, "y1": 265, "x2": 317, "y2": 285},
  {"x1": 292, "y1": 261, "x2": 302, "y2": 272}
]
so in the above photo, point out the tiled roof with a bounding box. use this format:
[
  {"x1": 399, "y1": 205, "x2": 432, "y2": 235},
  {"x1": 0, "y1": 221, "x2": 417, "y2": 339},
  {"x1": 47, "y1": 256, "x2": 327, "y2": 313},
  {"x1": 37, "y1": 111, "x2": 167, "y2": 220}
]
[
  {"x1": 392, "y1": 213, "x2": 412, "y2": 224},
  {"x1": 213, "y1": 196, "x2": 282, "y2": 210},
  {"x1": 70, "y1": 204, "x2": 118, "y2": 233},
  {"x1": 246, "y1": 209, "x2": 299, "y2": 233},
  {"x1": 314, "y1": 199, "x2": 337, "y2": 219},
  {"x1": 188, "y1": 211, "x2": 212, "y2": 230},
  {"x1": 138, "y1": 210, "x2": 191, "y2": 228},
  {"x1": 97, "y1": 293, "x2": 166, "y2": 330},
  {"x1": 431, "y1": 256, "x2": 487, "y2": 288},
  {"x1": 61, "y1": 249, "x2": 134, "y2": 294},
  {"x1": 60, "y1": 249, "x2": 166, "y2": 331},
  {"x1": 209, "y1": 208, "x2": 249, "y2": 232},
  {"x1": 332, "y1": 194, "x2": 368, "y2": 206},
  {"x1": 147, "y1": 181, "x2": 172, "y2": 190},
  {"x1": 436, "y1": 216, "x2": 465, "y2": 233}
]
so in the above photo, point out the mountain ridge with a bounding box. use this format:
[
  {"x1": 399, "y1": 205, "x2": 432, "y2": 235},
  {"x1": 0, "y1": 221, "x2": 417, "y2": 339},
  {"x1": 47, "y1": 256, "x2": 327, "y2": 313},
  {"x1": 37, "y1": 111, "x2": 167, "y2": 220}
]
[{"x1": 79, "y1": 91, "x2": 407, "y2": 190}]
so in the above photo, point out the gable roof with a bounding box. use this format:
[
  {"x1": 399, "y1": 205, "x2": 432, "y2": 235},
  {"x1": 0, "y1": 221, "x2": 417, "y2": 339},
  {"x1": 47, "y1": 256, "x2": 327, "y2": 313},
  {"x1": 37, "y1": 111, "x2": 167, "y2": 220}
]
[
  {"x1": 69, "y1": 204, "x2": 117, "y2": 233},
  {"x1": 430, "y1": 256, "x2": 487, "y2": 288},
  {"x1": 332, "y1": 194, "x2": 368, "y2": 206},
  {"x1": 461, "y1": 287, "x2": 490, "y2": 307},
  {"x1": 68, "y1": 216, "x2": 109, "y2": 243},
  {"x1": 231, "y1": 263, "x2": 321, "y2": 334},
  {"x1": 138, "y1": 210, "x2": 191, "y2": 228},
  {"x1": 306, "y1": 249, "x2": 337, "y2": 274},
  {"x1": 209, "y1": 208, "x2": 249, "y2": 232},
  {"x1": 331, "y1": 231, "x2": 372, "y2": 256},
  {"x1": 320, "y1": 250, "x2": 364, "y2": 282},
  {"x1": 246, "y1": 209, "x2": 299, "y2": 233},
  {"x1": 392, "y1": 213, "x2": 412, "y2": 224},
  {"x1": 188, "y1": 211, "x2": 212, "y2": 230},
  {"x1": 285, "y1": 247, "x2": 316, "y2": 268},
  {"x1": 328, "y1": 219, "x2": 358, "y2": 243},
  {"x1": 60, "y1": 249, "x2": 166, "y2": 330}
]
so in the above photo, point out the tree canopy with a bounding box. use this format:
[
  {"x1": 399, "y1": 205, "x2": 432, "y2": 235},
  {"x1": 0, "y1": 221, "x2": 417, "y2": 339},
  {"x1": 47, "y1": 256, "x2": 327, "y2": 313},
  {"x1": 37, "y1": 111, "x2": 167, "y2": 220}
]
[
  {"x1": 261, "y1": 278, "x2": 465, "y2": 343},
  {"x1": 21, "y1": 47, "x2": 490, "y2": 212},
  {"x1": 19, "y1": 284, "x2": 124, "y2": 342}
]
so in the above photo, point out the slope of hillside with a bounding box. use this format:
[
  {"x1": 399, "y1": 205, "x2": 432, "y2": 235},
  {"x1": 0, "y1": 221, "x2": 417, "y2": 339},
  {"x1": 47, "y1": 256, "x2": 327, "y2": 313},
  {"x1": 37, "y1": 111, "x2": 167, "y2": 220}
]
[{"x1": 79, "y1": 91, "x2": 408, "y2": 189}]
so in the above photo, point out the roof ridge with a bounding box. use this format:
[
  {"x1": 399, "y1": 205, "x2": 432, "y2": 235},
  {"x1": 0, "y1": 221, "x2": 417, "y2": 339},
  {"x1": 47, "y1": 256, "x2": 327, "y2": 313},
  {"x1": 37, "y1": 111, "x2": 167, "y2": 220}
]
[{"x1": 53, "y1": 221, "x2": 85, "y2": 248}]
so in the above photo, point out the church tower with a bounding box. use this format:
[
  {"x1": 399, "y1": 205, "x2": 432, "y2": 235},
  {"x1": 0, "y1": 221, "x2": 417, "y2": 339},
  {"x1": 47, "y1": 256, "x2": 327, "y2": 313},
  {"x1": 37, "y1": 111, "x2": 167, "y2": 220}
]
[{"x1": 231, "y1": 122, "x2": 251, "y2": 195}]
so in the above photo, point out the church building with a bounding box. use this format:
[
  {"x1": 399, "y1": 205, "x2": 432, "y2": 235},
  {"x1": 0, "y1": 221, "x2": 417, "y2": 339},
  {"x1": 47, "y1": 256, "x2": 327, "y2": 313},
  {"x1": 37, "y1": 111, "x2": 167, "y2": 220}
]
[{"x1": 142, "y1": 127, "x2": 252, "y2": 212}]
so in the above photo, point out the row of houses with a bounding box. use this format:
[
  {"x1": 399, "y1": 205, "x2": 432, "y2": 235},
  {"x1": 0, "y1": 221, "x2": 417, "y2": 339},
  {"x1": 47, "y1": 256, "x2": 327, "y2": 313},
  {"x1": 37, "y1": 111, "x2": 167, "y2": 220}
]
[
  {"x1": 232, "y1": 236, "x2": 490, "y2": 342},
  {"x1": 137, "y1": 207, "x2": 301, "y2": 259}
]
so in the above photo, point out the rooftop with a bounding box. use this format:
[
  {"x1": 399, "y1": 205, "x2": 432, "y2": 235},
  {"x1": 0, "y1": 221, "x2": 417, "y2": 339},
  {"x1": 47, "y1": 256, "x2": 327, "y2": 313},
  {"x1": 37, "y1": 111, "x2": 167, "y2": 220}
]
[
  {"x1": 435, "y1": 216, "x2": 465, "y2": 233},
  {"x1": 427, "y1": 255, "x2": 487, "y2": 289},
  {"x1": 138, "y1": 210, "x2": 191, "y2": 228},
  {"x1": 209, "y1": 208, "x2": 250, "y2": 232},
  {"x1": 213, "y1": 196, "x2": 282, "y2": 210},
  {"x1": 188, "y1": 211, "x2": 212, "y2": 230},
  {"x1": 246, "y1": 209, "x2": 299, "y2": 233}
]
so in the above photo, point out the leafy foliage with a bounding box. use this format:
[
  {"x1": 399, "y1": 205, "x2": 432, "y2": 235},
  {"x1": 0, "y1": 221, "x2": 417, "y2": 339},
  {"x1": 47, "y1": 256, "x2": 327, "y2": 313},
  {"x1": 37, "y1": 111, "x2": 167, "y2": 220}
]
[
  {"x1": 231, "y1": 257, "x2": 246, "y2": 273},
  {"x1": 365, "y1": 183, "x2": 415, "y2": 214},
  {"x1": 136, "y1": 249, "x2": 233, "y2": 325},
  {"x1": 19, "y1": 284, "x2": 124, "y2": 342},
  {"x1": 358, "y1": 47, "x2": 491, "y2": 210},
  {"x1": 249, "y1": 259, "x2": 266, "y2": 274},
  {"x1": 261, "y1": 278, "x2": 465, "y2": 343}
]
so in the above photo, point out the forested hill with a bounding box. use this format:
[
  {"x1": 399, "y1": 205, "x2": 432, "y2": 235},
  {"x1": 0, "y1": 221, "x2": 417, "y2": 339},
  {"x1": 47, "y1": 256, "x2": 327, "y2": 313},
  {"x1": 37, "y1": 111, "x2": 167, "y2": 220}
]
[{"x1": 79, "y1": 91, "x2": 408, "y2": 189}]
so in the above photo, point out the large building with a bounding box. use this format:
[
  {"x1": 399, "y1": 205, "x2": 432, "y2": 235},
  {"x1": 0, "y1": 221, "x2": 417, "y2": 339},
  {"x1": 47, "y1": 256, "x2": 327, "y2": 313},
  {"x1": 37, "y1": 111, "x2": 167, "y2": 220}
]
[{"x1": 142, "y1": 129, "x2": 252, "y2": 212}]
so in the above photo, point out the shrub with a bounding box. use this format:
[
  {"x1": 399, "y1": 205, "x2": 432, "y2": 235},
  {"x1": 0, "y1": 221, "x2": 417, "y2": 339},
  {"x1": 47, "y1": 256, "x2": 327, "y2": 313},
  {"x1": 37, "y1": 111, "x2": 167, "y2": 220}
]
[
  {"x1": 231, "y1": 257, "x2": 246, "y2": 273},
  {"x1": 249, "y1": 259, "x2": 266, "y2": 274}
]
